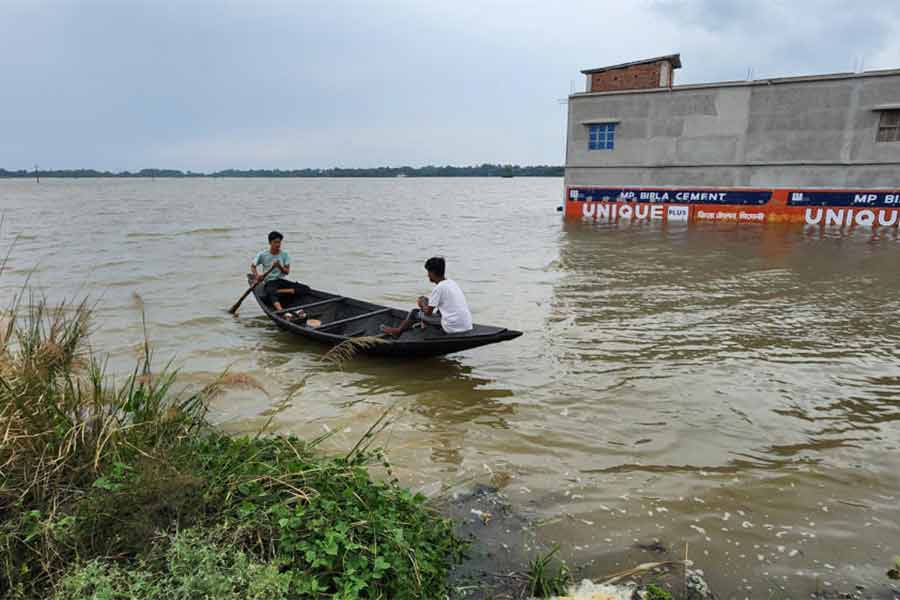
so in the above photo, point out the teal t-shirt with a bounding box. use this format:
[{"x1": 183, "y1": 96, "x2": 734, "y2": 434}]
[{"x1": 254, "y1": 250, "x2": 291, "y2": 282}]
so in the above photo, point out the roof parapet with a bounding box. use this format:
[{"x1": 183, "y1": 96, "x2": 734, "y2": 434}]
[{"x1": 581, "y1": 54, "x2": 682, "y2": 75}]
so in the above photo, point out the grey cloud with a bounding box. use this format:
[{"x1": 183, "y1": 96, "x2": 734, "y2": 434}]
[
  {"x1": 650, "y1": 0, "x2": 900, "y2": 81},
  {"x1": 1, "y1": 0, "x2": 898, "y2": 171}
]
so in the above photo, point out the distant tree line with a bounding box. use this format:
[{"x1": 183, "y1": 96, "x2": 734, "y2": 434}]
[{"x1": 0, "y1": 164, "x2": 563, "y2": 178}]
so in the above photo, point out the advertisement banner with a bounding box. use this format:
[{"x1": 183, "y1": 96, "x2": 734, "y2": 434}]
[{"x1": 565, "y1": 186, "x2": 900, "y2": 228}]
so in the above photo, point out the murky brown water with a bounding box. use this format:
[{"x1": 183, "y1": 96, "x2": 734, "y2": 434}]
[{"x1": 2, "y1": 178, "x2": 899, "y2": 597}]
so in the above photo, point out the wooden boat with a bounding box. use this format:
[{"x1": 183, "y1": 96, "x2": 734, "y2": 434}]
[{"x1": 248, "y1": 275, "x2": 522, "y2": 358}]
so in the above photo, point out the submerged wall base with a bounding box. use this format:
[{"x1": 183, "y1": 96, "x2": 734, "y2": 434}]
[{"x1": 565, "y1": 186, "x2": 900, "y2": 227}]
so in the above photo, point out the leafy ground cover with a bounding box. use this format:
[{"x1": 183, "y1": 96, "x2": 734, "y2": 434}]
[{"x1": 0, "y1": 290, "x2": 463, "y2": 599}]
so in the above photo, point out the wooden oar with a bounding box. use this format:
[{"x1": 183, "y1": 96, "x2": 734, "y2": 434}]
[{"x1": 229, "y1": 264, "x2": 277, "y2": 314}]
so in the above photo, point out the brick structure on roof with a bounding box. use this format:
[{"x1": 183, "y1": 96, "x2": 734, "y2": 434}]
[{"x1": 582, "y1": 54, "x2": 681, "y2": 93}]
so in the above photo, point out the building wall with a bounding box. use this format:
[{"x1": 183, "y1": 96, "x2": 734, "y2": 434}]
[
  {"x1": 565, "y1": 71, "x2": 900, "y2": 189},
  {"x1": 588, "y1": 62, "x2": 664, "y2": 92}
]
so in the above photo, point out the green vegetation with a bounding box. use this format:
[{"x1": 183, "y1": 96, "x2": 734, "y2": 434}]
[
  {"x1": 0, "y1": 292, "x2": 463, "y2": 598},
  {"x1": 53, "y1": 529, "x2": 291, "y2": 600},
  {"x1": 0, "y1": 163, "x2": 563, "y2": 179},
  {"x1": 888, "y1": 555, "x2": 900, "y2": 580},
  {"x1": 644, "y1": 583, "x2": 674, "y2": 600},
  {"x1": 525, "y1": 546, "x2": 571, "y2": 598}
]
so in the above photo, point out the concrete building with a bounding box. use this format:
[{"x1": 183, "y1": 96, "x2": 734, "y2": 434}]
[{"x1": 564, "y1": 55, "x2": 900, "y2": 226}]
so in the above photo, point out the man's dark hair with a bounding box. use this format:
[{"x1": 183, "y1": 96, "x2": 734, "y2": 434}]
[
  {"x1": 268, "y1": 231, "x2": 284, "y2": 242},
  {"x1": 424, "y1": 256, "x2": 445, "y2": 277}
]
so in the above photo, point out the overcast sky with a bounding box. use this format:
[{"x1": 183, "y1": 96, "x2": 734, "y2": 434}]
[{"x1": 2, "y1": 0, "x2": 899, "y2": 171}]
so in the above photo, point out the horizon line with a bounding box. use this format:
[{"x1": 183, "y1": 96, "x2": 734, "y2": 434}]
[{"x1": 0, "y1": 164, "x2": 564, "y2": 178}]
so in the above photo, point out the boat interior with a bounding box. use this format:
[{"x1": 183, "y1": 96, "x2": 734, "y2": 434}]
[{"x1": 259, "y1": 280, "x2": 508, "y2": 340}]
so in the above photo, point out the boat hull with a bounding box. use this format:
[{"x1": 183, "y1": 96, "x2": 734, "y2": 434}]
[{"x1": 248, "y1": 276, "x2": 522, "y2": 358}]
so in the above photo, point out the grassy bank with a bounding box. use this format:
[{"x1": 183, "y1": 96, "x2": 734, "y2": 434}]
[{"x1": 0, "y1": 296, "x2": 463, "y2": 599}]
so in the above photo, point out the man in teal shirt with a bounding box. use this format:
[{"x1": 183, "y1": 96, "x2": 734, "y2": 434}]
[{"x1": 250, "y1": 231, "x2": 293, "y2": 313}]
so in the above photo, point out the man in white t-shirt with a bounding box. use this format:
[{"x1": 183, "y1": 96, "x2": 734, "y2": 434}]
[{"x1": 381, "y1": 256, "x2": 473, "y2": 337}]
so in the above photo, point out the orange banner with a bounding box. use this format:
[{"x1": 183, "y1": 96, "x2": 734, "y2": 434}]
[{"x1": 564, "y1": 187, "x2": 900, "y2": 227}]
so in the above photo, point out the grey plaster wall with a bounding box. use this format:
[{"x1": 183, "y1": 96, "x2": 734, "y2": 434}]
[{"x1": 564, "y1": 71, "x2": 900, "y2": 189}]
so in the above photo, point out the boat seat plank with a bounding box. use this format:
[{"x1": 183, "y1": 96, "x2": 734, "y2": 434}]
[
  {"x1": 315, "y1": 308, "x2": 392, "y2": 331},
  {"x1": 273, "y1": 297, "x2": 345, "y2": 315}
]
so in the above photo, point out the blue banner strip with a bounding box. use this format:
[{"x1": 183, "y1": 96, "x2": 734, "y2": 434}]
[
  {"x1": 568, "y1": 188, "x2": 772, "y2": 206},
  {"x1": 786, "y1": 191, "x2": 900, "y2": 207}
]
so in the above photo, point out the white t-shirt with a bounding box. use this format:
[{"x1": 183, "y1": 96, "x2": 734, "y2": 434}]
[{"x1": 428, "y1": 279, "x2": 473, "y2": 333}]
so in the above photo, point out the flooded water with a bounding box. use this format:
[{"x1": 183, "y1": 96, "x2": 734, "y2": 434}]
[{"x1": 2, "y1": 178, "x2": 899, "y2": 597}]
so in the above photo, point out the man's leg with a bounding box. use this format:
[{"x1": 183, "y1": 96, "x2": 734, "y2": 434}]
[
  {"x1": 421, "y1": 311, "x2": 441, "y2": 328},
  {"x1": 381, "y1": 309, "x2": 421, "y2": 337},
  {"x1": 261, "y1": 280, "x2": 286, "y2": 312}
]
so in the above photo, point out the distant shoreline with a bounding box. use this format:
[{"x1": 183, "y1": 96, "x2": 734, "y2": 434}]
[{"x1": 0, "y1": 164, "x2": 563, "y2": 179}]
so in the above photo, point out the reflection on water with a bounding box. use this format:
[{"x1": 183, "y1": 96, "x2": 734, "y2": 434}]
[
  {"x1": 2, "y1": 178, "x2": 899, "y2": 597},
  {"x1": 346, "y1": 358, "x2": 516, "y2": 427}
]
